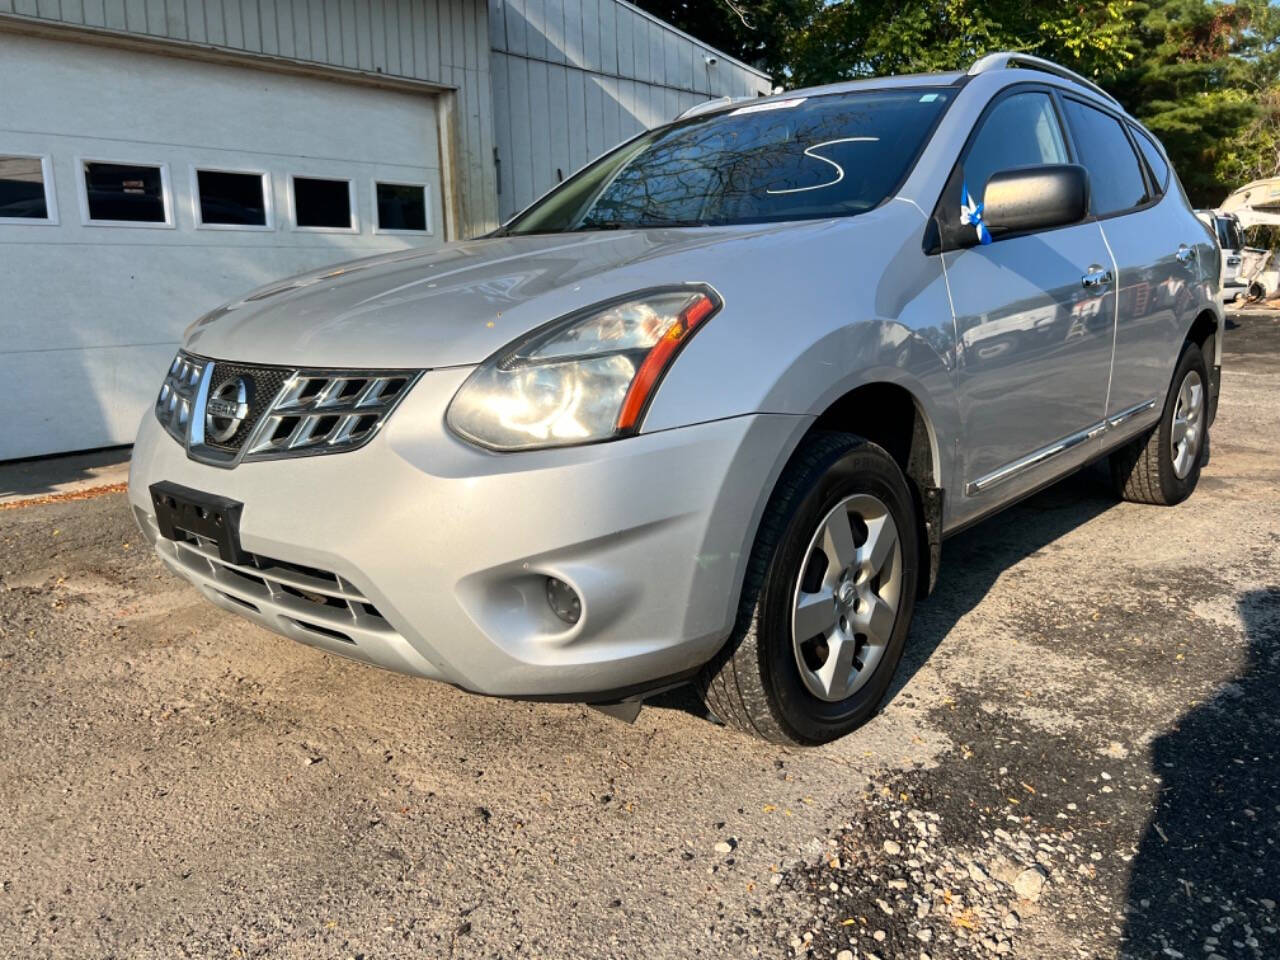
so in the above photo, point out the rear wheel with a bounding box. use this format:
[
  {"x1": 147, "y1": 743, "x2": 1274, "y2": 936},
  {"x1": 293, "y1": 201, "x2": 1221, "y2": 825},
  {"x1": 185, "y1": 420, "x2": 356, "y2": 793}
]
[
  {"x1": 1109, "y1": 342, "x2": 1208, "y2": 506},
  {"x1": 698, "y1": 432, "x2": 919, "y2": 745}
]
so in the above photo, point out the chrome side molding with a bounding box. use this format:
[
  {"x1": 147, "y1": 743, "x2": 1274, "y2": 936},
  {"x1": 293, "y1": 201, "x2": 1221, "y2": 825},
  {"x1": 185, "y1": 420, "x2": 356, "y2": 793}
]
[
  {"x1": 966, "y1": 397, "x2": 1159, "y2": 496},
  {"x1": 1106, "y1": 397, "x2": 1158, "y2": 430}
]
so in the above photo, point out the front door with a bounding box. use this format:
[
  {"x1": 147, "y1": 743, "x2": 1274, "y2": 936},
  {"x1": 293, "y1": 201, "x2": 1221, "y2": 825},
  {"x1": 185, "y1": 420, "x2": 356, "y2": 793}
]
[{"x1": 938, "y1": 88, "x2": 1116, "y2": 516}]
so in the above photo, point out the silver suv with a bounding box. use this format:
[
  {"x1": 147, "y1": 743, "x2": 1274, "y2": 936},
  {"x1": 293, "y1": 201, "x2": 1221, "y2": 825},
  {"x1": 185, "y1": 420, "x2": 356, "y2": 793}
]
[{"x1": 129, "y1": 53, "x2": 1222, "y2": 744}]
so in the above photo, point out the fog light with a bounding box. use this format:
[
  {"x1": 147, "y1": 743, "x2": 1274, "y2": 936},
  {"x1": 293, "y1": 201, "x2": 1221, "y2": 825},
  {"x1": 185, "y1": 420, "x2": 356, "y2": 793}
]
[{"x1": 545, "y1": 576, "x2": 581, "y2": 625}]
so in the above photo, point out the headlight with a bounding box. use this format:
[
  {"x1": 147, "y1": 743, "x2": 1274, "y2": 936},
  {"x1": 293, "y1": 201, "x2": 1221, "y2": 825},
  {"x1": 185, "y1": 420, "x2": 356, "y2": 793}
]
[{"x1": 446, "y1": 285, "x2": 721, "y2": 451}]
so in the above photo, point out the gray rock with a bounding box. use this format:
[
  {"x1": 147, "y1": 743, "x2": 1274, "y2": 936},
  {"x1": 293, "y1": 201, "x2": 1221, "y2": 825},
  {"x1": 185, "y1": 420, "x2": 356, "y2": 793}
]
[
  {"x1": 1013, "y1": 866, "x2": 1048, "y2": 902},
  {"x1": 883, "y1": 839, "x2": 902, "y2": 856}
]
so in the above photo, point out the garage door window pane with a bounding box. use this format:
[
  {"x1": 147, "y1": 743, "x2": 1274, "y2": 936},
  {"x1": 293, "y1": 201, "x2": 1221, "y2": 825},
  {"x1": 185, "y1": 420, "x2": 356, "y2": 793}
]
[
  {"x1": 84, "y1": 162, "x2": 166, "y2": 222},
  {"x1": 294, "y1": 177, "x2": 351, "y2": 228},
  {"x1": 197, "y1": 170, "x2": 267, "y2": 226},
  {"x1": 376, "y1": 183, "x2": 427, "y2": 231},
  {"x1": 0, "y1": 156, "x2": 49, "y2": 219}
]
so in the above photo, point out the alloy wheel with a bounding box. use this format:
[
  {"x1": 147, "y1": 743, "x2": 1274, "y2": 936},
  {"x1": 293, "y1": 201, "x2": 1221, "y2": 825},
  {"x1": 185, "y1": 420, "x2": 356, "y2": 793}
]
[
  {"x1": 1170, "y1": 369, "x2": 1204, "y2": 480},
  {"x1": 791, "y1": 493, "x2": 903, "y2": 702}
]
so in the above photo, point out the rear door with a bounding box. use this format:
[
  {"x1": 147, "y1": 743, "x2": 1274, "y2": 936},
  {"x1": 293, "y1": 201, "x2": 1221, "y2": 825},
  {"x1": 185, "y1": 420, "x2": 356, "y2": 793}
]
[
  {"x1": 1057, "y1": 99, "x2": 1202, "y2": 432},
  {"x1": 938, "y1": 87, "x2": 1116, "y2": 516}
]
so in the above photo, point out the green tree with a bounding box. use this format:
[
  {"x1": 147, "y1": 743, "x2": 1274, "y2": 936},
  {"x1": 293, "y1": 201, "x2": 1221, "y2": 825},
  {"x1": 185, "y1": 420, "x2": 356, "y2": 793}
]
[
  {"x1": 781, "y1": 0, "x2": 1133, "y2": 87},
  {"x1": 629, "y1": 0, "x2": 820, "y2": 80},
  {"x1": 640, "y1": 0, "x2": 1280, "y2": 208},
  {"x1": 1211, "y1": 2, "x2": 1280, "y2": 194},
  {"x1": 1104, "y1": 0, "x2": 1265, "y2": 206}
]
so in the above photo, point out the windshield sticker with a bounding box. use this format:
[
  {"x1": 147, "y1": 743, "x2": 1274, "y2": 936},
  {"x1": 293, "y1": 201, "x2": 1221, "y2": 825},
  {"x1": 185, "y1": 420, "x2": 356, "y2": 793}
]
[
  {"x1": 960, "y1": 181, "x2": 992, "y2": 245},
  {"x1": 919, "y1": 93, "x2": 940, "y2": 102},
  {"x1": 729, "y1": 98, "x2": 807, "y2": 116},
  {"x1": 765, "y1": 137, "x2": 880, "y2": 195}
]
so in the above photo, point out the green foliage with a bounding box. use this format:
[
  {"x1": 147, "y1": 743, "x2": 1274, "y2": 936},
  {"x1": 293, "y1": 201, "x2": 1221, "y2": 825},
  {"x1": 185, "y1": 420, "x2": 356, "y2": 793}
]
[
  {"x1": 1103, "y1": 0, "x2": 1273, "y2": 206},
  {"x1": 783, "y1": 0, "x2": 1133, "y2": 87},
  {"x1": 636, "y1": 0, "x2": 1280, "y2": 208},
  {"x1": 628, "y1": 0, "x2": 821, "y2": 80}
]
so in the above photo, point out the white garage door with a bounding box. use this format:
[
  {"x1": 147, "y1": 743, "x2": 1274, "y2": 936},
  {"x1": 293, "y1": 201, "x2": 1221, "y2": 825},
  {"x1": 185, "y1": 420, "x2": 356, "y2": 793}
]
[{"x1": 0, "y1": 33, "x2": 444, "y2": 461}]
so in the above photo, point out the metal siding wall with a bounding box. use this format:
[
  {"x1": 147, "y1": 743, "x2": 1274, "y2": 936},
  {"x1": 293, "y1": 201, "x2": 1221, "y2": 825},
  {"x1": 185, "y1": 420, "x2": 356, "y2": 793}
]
[
  {"x1": 0, "y1": 0, "x2": 500, "y2": 234},
  {"x1": 488, "y1": 0, "x2": 770, "y2": 221}
]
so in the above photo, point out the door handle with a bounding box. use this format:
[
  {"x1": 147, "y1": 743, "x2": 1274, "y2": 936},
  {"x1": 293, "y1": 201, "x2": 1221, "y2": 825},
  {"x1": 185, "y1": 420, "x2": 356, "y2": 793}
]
[
  {"x1": 1175, "y1": 244, "x2": 1195, "y2": 264},
  {"x1": 1081, "y1": 269, "x2": 1113, "y2": 288}
]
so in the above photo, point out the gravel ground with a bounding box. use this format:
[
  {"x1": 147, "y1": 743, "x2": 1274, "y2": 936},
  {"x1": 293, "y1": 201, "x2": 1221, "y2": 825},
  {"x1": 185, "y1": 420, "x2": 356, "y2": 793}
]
[{"x1": 1, "y1": 315, "x2": 1277, "y2": 959}]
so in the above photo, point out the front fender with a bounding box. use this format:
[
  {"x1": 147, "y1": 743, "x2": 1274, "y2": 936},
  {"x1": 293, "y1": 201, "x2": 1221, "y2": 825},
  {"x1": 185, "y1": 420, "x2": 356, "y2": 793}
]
[{"x1": 648, "y1": 314, "x2": 962, "y2": 507}]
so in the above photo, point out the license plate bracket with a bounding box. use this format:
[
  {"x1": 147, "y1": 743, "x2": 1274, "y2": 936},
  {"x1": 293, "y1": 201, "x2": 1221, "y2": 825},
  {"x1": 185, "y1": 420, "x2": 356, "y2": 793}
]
[{"x1": 149, "y1": 481, "x2": 247, "y2": 565}]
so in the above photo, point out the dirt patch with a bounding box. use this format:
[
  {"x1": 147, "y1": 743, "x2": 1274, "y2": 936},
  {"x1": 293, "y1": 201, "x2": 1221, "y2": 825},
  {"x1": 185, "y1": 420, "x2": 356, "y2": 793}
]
[{"x1": 1, "y1": 315, "x2": 1277, "y2": 959}]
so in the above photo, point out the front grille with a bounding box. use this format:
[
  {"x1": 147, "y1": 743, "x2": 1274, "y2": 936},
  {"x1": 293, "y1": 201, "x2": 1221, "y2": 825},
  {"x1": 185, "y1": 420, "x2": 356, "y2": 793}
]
[
  {"x1": 244, "y1": 371, "x2": 413, "y2": 459},
  {"x1": 204, "y1": 362, "x2": 292, "y2": 453},
  {"x1": 155, "y1": 354, "x2": 206, "y2": 444},
  {"x1": 152, "y1": 350, "x2": 422, "y2": 467}
]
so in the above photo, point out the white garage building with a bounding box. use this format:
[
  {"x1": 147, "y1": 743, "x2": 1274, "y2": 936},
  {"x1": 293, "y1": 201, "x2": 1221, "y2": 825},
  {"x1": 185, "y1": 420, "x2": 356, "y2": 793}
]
[{"x1": 0, "y1": 0, "x2": 770, "y2": 460}]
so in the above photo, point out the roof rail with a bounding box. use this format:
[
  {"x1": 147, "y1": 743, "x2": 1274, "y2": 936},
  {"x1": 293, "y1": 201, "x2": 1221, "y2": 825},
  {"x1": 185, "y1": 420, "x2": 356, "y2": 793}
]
[
  {"x1": 968, "y1": 52, "x2": 1120, "y2": 107},
  {"x1": 676, "y1": 96, "x2": 749, "y2": 120}
]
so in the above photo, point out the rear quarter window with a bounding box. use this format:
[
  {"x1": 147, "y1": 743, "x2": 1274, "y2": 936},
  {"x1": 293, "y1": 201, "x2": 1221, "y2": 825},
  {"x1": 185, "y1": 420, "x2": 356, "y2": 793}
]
[{"x1": 1131, "y1": 126, "x2": 1170, "y2": 193}]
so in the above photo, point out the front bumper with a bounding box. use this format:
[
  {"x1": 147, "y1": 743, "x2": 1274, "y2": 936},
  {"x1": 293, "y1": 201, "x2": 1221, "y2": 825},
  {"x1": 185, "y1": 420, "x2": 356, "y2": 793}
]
[{"x1": 129, "y1": 365, "x2": 808, "y2": 699}]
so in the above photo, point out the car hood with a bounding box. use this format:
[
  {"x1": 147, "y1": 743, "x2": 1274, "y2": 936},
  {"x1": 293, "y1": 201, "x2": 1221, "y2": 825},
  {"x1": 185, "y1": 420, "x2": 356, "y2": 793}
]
[{"x1": 184, "y1": 219, "x2": 857, "y2": 369}]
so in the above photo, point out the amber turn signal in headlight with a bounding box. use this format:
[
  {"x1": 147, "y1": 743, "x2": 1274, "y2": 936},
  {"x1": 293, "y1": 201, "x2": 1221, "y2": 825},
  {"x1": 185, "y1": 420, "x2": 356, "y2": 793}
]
[{"x1": 446, "y1": 285, "x2": 721, "y2": 451}]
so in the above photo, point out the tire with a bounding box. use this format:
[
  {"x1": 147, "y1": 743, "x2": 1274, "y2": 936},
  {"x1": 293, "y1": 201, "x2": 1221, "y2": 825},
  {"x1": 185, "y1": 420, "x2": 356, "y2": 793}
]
[
  {"x1": 698, "y1": 432, "x2": 920, "y2": 745},
  {"x1": 1109, "y1": 342, "x2": 1209, "y2": 506}
]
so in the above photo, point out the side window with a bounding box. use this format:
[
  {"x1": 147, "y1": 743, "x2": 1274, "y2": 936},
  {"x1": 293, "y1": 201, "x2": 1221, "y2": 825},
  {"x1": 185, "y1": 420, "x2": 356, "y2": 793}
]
[
  {"x1": 1061, "y1": 99, "x2": 1148, "y2": 216},
  {"x1": 0, "y1": 155, "x2": 56, "y2": 222},
  {"x1": 963, "y1": 92, "x2": 1068, "y2": 200},
  {"x1": 1217, "y1": 217, "x2": 1243, "y2": 251},
  {"x1": 1131, "y1": 126, "x2": 1169, "y2": 194}
]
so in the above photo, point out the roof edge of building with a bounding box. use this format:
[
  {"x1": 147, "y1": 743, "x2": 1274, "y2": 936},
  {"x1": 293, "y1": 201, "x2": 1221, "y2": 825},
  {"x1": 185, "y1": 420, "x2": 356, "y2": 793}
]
[{"x1": 610, "y1": 0, "x2": 771, "y2": 83}]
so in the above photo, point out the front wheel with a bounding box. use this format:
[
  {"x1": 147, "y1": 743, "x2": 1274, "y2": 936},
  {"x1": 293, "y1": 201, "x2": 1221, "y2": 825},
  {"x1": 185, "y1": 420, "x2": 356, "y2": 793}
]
[
  {"x1": 1109, "y1": 342, "x2": 1208, "y2": 506},
  {"x1": 698, "y1": 432, "x2": 919, "y2": 745}
]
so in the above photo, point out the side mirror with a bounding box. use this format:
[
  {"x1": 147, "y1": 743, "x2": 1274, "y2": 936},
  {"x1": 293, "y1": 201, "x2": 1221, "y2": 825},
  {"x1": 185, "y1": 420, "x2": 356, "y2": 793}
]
[{"x1": 982, "y1": 164, "x2": 1090, "y2": 234}]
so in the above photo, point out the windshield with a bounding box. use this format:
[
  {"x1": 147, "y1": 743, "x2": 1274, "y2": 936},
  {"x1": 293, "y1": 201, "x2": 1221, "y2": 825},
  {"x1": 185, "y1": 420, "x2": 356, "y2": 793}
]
[{"x1": 502, "y1": 88, "x2": 954, "y2": 234}]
